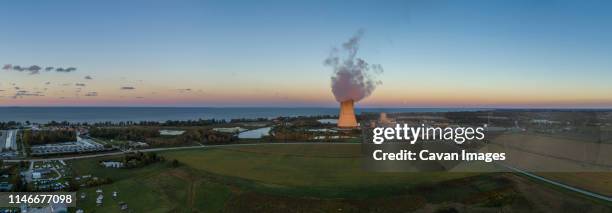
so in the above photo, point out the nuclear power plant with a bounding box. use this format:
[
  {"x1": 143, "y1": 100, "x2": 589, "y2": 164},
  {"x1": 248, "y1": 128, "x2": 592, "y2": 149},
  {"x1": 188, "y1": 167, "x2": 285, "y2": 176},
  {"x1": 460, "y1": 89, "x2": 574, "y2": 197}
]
[{"x1": 338, "y1": 100, "x2": 358, "y2": 128}]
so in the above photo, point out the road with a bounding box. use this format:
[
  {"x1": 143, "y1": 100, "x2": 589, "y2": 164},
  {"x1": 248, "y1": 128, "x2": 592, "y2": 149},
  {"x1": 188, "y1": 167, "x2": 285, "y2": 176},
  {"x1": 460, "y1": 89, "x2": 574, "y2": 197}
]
[
  {"x1": 3, "y1": 142, "x2": 341, "y2": 162},
  {"x1": 501, "y1": 163, "x2": 612, "y2": 202},
  {"x1": 3, "y1": 142, "x2": 610, "y2": 202},
  {"x1": 0, "y1": 130, "x2": 17, "y2": 150},
  {"x1": 4, "y1": 144, "x2": 206, "y2": 162}
]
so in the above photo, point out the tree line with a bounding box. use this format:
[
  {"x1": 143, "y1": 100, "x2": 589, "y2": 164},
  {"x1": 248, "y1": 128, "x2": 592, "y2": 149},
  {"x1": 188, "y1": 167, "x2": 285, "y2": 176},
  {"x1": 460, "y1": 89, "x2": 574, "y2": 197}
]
[
  {"x1": 21, "y1": 130, "x2": 77, "y2": 146},
  {"x1": 89, "y1": 127, "x2": 160, "y2": 141}
]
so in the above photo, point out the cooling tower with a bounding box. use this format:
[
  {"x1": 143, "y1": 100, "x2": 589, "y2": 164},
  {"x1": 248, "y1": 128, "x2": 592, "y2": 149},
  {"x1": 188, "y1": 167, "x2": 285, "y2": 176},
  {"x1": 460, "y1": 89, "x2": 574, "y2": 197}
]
[
  {"x1": 338, "y1": 100, "x2": 358, "y2": 128},
  {"x1": 379, "y1": 112, "x2": 391, "y2": 124}
]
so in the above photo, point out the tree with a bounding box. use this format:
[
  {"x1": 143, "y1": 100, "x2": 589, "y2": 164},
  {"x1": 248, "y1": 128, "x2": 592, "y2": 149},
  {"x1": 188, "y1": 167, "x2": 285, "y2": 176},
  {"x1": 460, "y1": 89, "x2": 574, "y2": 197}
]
[
  {"x1": 171, "y1": 159, "x2": 180, "y2": 168},
  {"x1": 11, "y1": 174, "x2": 24, "y2": 192}
]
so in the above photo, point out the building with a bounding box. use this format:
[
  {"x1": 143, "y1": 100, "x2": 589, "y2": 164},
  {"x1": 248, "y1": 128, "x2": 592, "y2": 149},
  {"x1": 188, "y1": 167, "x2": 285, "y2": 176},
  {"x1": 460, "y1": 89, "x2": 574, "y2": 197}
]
[
  {"x1": 338, "y1": 100, "x2": 358, "y2": 128},
  {"x1": 32, "y1": 172, "x2": 42, "y2": 179},
  {"x1": 0, "y1": 182, "x2": 13, "y2": 191},
  {"x1": 100, "y1": 161, "x2": 124, "y2": 168}
]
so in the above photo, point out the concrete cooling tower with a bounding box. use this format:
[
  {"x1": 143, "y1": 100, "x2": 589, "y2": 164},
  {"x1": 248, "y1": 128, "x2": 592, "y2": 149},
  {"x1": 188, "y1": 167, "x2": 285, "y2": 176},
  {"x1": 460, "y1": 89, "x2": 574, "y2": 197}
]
[{"x1": 338, "y1": 100, "x2": 358, "y2": 128}]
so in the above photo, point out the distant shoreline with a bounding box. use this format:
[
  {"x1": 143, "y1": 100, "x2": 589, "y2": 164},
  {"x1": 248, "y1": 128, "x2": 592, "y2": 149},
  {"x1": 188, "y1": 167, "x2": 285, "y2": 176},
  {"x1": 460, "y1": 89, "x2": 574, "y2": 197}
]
[{"x1": 0, "y1": 107, "x2": 609, "y2": 123}]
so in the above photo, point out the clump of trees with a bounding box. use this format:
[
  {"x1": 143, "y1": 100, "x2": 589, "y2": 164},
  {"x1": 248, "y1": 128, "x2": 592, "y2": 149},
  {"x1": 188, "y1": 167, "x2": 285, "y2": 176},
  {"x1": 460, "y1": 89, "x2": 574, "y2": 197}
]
[
  {"x1": 0, "y1": 121, "x2": 20, "y2": 130},
  {"x1": 89, "y1": 127, "x2": 160, "y2": 141},
  {"x1": 89, "y1": 119, "x2": 229, "y2": 127},
  {"x1": 171, "y1": 159, "x2": 180, "y2": 168},
  {"x1": 82, "y1": 177, "x2": 113, "y2": 188},
  {"x1": 177, "y1": 129, "x2": 237, "y2": 145},
  {"x1": 21, "y1": 130, "x2": 76, "y2": 146},
  {"x1": 271, "y1": 126, "x2": 312, "y2": 141},
  {"x1": 121, "y1": 152, "x2": 164, "y2": 168}
]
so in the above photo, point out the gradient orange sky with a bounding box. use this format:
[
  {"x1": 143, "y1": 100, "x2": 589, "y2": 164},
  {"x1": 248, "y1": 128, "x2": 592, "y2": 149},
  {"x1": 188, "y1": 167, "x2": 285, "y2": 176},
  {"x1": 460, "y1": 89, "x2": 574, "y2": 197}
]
[{"x1": 1, "y1": 0, "x2": 612, "y2": 108}]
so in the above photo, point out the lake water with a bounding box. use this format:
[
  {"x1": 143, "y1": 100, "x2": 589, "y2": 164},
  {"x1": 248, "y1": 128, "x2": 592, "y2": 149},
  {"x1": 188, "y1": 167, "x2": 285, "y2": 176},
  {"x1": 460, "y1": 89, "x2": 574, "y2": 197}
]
[
  {"x1": 238, "y1": 127, "x2": 272, "y2": 139},
  {"x1": 0, "y1": 107, "x2": 482, "y2": 123}
]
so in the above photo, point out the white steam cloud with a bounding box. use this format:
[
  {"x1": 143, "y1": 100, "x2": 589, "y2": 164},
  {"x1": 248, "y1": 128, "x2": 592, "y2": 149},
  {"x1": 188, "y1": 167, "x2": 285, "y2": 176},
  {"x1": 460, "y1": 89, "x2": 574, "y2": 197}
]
[{"x1": 325, "y1": 30, "x2": 383, "y2": 102}]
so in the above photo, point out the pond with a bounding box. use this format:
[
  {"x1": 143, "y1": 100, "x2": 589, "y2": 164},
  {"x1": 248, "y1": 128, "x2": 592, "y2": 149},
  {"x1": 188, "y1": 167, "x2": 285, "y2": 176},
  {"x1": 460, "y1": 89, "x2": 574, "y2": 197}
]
[
  {"x1": 238, "y1": 127, "x2": 272, "y2": 139},
  {"x1": 317, "y1": 119, "x2": 338, "y2": 124}
]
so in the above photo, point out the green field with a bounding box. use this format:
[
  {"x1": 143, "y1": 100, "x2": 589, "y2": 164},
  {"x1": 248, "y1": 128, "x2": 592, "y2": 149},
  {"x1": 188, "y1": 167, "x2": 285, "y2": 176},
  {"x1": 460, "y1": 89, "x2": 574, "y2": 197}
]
[{"x1": 69, "y1": 143, "x2": 610, "y2": 212}]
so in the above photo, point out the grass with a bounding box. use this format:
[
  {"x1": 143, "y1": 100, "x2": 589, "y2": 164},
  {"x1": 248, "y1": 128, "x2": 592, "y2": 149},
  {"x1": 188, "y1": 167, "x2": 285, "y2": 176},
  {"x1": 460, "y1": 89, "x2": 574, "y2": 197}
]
[
  {"x1": 159, "y1": 144, "x2": 478, "y2": 198},
  {"x1": 537, "y1": 172, "x2": 612, "y2": 197},
  {"x1": 69, "y1": 143, "x2": 609, "y2": 212}
]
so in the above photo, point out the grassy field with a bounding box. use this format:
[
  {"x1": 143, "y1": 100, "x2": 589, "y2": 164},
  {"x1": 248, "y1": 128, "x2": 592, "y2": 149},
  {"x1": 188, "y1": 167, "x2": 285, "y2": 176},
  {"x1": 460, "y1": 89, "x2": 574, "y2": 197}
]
[
  {"x1": 160, "y1": 144, "x2": 480, "y2": 198},
  {"x1": 490, "y1": 133, "x2": 612, "y2": 196},
  {"x1": 69, "y1": 143, "x2": 611, "y2": 212}
]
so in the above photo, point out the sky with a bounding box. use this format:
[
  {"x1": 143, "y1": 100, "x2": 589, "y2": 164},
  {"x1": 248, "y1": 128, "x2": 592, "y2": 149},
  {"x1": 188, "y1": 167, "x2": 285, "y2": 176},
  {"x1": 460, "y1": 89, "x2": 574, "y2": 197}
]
[{"x1": 1, "y1": 0, "x2": 611, "y2": 108}]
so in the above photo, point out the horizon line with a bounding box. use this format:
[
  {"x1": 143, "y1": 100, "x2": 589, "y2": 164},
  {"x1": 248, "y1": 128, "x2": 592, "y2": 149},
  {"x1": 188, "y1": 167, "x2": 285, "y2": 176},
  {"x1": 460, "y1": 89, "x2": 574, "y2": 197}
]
[{"x1": 0, "y1": 105, "x2": 611, "y2": 110}]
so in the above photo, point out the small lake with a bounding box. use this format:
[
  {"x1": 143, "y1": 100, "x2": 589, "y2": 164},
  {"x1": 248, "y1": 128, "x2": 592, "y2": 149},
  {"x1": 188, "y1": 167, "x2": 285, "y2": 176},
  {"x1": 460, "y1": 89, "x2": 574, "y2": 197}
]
[
  {"x1": 238, "y1": 127, "x2": 272, "y2": 139},
  {"x1": 317, "y1": 119, "x2": 338, "y2": 124}
]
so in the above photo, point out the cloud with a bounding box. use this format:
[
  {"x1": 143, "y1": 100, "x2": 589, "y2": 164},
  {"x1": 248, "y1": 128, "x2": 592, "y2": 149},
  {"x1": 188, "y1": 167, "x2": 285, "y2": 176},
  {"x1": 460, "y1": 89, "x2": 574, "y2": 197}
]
[
  {"x1": 135, "y1": 96, "x2": 144, "y2": 99},
  {"x1": 45, "y1": 82, "x2": 51, "y2": 85},
  {"x1": 84, "y1": 75, "x2": 93, "y2": 80},
  {"x1": 75, "y1": 83, "x2": 86, "y2": 87},
  {"x1": 5, "y1": 65, "x2": 42, "y2": 74},
  {"x1": 325, "y1": 30, "x2": 383, "y2": 102},
  {"x1": 4, "y1": 64, "x2": 78, "y2": 74},
  {"x1": 55, "y1": 67, "x2": 77, "y2": 72},
  {"x1": 85, "y1": 92, "x2": 98, "y2": 96},
  {"x1": 176, "y1": 88, "x2": 192, "y2": 93},
  {"x1": 13, "y1": 90, "x2": 44, "y2": 99},
  {"x1": 120, "y1": 86, "x2": 135, "y2": 90},
  {"x1": 12, "y1": 65, "x2": 24, "y2": 71},
  {"x1": 27, "y1": 65, "x2": 42, "y2": 75}
]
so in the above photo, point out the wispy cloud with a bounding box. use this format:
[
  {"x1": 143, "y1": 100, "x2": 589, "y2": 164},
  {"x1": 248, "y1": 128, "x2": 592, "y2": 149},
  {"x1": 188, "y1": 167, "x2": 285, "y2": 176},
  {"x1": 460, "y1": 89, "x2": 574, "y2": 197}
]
[
  {"x1": 4, "y1": 65, "x2": 41, "y2": 75},
  {"x1": 56, "y1": 67, "x2": 77, "y2": 72},
  {"x1": 13, "y1": 90, "x2": 44, "y2": 99},
  {"x1": 120, "y1": 86, "x2": 136, "y2": 90},
  {"x1": 75, "y1": 83, "x2": 86, "y2": 87},
  {"x1": 3, "y1": 64, "x2": 78, "y2": 74},
  {"x1": 85, "y1": 92, "x2": 98, "y2": 96},
  {"x1": 84, "y1": 75, "x2": 93, "y2": 80}
]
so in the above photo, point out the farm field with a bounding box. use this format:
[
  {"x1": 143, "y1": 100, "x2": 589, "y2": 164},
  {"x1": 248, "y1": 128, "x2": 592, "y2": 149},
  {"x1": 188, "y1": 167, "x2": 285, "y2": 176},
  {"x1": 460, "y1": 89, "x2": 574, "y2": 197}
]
[
  {"x1": 489, "y1": 133, "x2": 612, "y2": 196},
  {"x1": 70, "y1": 143, "x2": 611, "y2": 212}
]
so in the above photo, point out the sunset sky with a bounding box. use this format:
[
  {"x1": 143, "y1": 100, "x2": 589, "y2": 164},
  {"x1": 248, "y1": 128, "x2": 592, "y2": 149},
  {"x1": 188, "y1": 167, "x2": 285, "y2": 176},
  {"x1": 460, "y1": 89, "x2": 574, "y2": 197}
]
[{"x1": 1, "y1": 0, "x2": 611, "y2": 108}]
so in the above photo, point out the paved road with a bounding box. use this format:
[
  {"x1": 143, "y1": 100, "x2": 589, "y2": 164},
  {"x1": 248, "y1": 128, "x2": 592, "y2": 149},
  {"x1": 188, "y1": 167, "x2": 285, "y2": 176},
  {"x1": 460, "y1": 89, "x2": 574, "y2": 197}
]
[
  {"x1": 4, "y1": 144, "x2": 206, "y2": 162},
  {"x1": 0, "y1": 130, "x2": 16, "y2": 150},
  {"x1": 0, "y1": 130, "x2": 18, "y2": 157},
  {"x1": 501, "y1": 163, "x2": 612, "y2": 202},
  {"x1": 3, "y1": 142, "x2": 342, "y2": 162}
]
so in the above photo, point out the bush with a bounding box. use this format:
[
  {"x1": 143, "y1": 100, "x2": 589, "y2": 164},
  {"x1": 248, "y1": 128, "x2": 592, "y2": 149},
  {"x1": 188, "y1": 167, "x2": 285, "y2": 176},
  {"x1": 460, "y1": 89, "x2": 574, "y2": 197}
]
[{"x1": 171, "y1": 159, "x2": 180, "y2": 168}]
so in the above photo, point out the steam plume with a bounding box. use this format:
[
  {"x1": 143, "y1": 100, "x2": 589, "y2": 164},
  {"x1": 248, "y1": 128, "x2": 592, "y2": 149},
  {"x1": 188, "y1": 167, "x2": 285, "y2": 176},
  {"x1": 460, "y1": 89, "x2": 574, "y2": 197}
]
[{"x1": 325, "y1": 30, "x2": 383, "y2": 102}]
